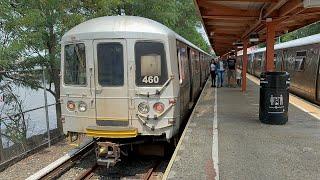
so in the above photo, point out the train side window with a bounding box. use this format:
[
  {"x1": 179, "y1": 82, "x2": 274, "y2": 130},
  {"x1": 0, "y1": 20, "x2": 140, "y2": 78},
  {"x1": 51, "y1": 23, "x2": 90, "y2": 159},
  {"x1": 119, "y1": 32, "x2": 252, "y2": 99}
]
[
  {"x1": 294, "y1": 58, "x2": 306, "y2": 71},
  {"x1": 294, "y1": 51, "x2": 307, "y2": 71},
  {"x1": 191, "y1": 50, "x2": 199, "y2": 73},
  {"x1": 177, "y1": 46, "x2": 187, "y2": 82},
  {"x1": 135, "y1": 41, "x2": 167, "y2": 86},
  {"x1": 64, "y1": 43, "x2": 86, "y2": 85},
  {"x1": 176, "y1": 49, "x2": 181, "y2": 81},
  {"x1": 97, "y1": 43, "x2": 124, "y2": 86}
]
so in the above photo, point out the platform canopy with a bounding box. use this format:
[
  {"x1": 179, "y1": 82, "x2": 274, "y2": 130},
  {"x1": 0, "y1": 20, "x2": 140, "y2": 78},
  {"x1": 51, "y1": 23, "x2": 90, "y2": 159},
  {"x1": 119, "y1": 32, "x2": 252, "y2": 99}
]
[{"x1": 194, "y1": 0, "x2": 320, "y2": 56}]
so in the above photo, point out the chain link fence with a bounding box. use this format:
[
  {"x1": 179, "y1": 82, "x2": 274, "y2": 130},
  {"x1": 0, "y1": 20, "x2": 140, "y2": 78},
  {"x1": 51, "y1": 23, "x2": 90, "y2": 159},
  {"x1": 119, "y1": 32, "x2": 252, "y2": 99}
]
[{"x1": 0, "y1": 68, "x2": 60, "y2": 166}]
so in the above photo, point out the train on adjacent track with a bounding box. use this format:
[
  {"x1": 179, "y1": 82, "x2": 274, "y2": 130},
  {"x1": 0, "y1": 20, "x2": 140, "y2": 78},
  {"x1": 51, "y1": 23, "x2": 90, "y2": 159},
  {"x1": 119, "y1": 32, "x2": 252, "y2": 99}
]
[
  {"x1": 238, "y1": 34, "x2": 320, "y2": 105},
  {"x1": 60, "y1": 16, "x2": 211, "y2": 166}
]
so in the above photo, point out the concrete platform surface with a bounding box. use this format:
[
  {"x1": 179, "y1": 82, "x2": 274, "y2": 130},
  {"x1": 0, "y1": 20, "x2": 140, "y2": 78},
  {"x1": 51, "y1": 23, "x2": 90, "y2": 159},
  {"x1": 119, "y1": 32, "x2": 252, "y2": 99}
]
[
  {"x1": 218, "y1": 79, "x2": 320, "y2": 180},
  {"x1": 164, "y1": 77, "x2": 320, "y2": 180},
  {"x1": 164, "y1": 81, "x2": 218, "y2": 180}
]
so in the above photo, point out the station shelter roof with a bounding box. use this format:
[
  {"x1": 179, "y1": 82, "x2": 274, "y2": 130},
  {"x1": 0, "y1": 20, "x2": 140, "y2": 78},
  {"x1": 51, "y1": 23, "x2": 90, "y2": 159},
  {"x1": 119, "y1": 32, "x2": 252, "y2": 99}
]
[{"x1": 194, "y1": 0, "x2": 320, "y2": 56}]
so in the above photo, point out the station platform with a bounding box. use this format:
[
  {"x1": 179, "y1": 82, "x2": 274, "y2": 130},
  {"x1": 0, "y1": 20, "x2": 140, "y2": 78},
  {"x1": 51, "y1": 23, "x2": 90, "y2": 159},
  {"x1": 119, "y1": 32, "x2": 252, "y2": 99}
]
[{"x1": 163, "y1": 75, "x2": 320, "y2": 180}]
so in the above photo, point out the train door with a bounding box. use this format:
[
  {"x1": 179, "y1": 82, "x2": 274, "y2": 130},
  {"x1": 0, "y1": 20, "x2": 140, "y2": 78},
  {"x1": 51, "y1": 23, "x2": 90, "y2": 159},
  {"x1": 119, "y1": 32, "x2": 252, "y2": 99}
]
[{"x1": 93, "y1": 39, "x2": 129, "y2": 126}]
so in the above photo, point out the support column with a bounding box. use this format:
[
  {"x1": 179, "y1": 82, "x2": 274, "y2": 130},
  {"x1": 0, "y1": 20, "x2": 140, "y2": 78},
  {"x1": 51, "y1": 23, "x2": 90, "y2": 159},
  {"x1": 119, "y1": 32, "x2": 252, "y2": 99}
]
[
  {"x1": 265, "y1": 18, "x2": 276, "y2": 72},
  {"x1": 242, "y1": 39, "x2": 248, "y2": 92}
]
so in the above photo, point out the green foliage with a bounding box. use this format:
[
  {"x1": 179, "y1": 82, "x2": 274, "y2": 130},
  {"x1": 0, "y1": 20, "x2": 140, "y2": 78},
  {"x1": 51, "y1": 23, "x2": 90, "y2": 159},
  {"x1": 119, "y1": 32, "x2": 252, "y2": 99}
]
[
  {"x1": 120, "y1": 0, "x2": 210, "y2": 52},
  {"x1": 280, "y1": 21, "x2": 320, "y2": 43}
]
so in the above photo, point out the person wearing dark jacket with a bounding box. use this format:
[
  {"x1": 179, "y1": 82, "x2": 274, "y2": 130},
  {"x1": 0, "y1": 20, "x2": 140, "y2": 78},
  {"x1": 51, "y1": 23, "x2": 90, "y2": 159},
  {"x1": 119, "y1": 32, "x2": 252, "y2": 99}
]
[
  {"x1": 210, "y1": 60, "x2": 217, "y2": 87},
  {"x1": 227, "y1": 54, "x2": 237, "y2": 87}
]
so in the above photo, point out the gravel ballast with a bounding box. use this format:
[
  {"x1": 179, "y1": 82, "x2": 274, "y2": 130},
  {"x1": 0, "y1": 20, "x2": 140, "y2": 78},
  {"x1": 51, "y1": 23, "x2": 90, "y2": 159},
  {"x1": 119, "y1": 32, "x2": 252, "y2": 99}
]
[{"x1": 0, "y1": 139, "x2": 74, "y2": 180}]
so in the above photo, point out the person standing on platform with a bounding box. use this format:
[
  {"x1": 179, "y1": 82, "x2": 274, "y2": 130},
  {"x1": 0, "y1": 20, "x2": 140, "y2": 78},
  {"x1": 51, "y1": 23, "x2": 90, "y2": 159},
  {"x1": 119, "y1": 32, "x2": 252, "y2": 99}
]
[
  {"x1": 236, "y1": 68, "x2": 242, "y2": 87},
  {"x1": 216, "y1": 58, "x2": 225, "y2": 88},
  {"x1": 227, "y1": 54, "x2": 237, "y2": 87},
  {"x1": 210, "y1": 60, "x2": 217, "y2": 87}
]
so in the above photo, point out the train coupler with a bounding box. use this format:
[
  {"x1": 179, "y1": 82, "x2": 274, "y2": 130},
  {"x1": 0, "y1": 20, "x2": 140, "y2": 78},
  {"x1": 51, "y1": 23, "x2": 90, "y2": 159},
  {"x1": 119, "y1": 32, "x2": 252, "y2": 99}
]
[{"x1": 96, "y1": 142, "x2": 121, "y2": 168}]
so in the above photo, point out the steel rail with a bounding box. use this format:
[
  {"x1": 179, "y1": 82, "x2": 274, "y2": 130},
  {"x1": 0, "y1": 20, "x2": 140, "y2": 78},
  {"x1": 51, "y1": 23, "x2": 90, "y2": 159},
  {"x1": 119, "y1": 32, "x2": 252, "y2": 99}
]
[
  {"x1": 26, "y1": 139, "x2": 95, "y2": 180},
  {"x1": 143, "y1": 160, "x2": 162, "y2": 180},
  {"x1": 75, "y1": 163, "x2": 98, "y2": 180}
]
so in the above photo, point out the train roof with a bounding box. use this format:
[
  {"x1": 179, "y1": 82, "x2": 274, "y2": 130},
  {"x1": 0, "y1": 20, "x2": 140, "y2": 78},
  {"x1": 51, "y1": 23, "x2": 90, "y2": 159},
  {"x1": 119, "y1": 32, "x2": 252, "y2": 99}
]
[
  {"x1": 238, "y1": 33, "x2": 320, "y2": 55},
  {"x1": 62, "y1": 16, "x2": 210, "y2": 56},
  {"x1": 252, "y1": 33, "x2": 320, "y2": 54}
]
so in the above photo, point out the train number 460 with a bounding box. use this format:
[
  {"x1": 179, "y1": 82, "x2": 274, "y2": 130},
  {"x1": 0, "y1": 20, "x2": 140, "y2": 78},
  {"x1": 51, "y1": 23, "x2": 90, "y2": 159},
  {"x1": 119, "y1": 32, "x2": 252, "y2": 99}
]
[{"x1": 142, "y1": 76, "x2": 159, "y2": 84}]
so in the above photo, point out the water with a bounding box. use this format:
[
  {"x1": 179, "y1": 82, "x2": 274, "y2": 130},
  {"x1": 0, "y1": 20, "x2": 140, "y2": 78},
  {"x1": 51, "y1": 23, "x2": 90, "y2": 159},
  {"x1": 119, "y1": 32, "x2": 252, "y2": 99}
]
[{"x1": 0, "y1": 85, "x2": 57, "y2": 147}]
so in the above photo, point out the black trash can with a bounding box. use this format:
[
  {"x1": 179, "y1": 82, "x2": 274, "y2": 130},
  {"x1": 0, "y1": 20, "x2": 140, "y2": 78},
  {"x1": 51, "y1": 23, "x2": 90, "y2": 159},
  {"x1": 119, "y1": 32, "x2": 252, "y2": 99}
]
[{"x1": 259, "y1": 71, "x2": 290, "y2": 125}]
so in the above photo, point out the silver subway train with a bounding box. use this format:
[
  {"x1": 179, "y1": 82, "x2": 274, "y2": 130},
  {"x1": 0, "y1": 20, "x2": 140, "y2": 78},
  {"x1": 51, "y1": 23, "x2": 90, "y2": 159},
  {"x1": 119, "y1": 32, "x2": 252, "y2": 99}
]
[
  {"x1": 238, "y1": 34, "x2": 320, "y2": 105},
  {"x1": 60, "y1": 16, "x2": 211, "y2": 165}
]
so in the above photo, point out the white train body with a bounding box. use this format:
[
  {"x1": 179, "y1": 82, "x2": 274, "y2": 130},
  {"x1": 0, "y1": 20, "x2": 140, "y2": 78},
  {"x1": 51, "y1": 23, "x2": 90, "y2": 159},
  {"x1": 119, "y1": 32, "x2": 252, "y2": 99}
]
[{"x1": 60, "y1": 16, "x2": 210, "y2": 141}]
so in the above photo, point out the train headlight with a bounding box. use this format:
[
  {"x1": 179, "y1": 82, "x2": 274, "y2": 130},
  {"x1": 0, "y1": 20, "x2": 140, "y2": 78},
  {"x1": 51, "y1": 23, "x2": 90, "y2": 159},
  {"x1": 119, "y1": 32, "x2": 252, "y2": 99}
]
[
  {"x1": 67, "y1": 101, "x2": 76, "y2": 111},
  {"x1": 78, "y1": 101, "x2": 87, "y2": 112},
  {"x1": 138, "y1": 102, "x2": 149, "y2": 114},
  {"x1": 153, "y1": 102, "x2": 165, "y2": 114}
]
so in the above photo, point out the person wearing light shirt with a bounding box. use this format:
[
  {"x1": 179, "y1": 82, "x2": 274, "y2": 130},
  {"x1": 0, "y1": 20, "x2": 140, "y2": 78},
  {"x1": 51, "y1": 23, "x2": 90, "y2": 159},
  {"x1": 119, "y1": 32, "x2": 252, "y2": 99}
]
[{"x1": 216, "y1": 58, "x2": 225, "y2": 87}]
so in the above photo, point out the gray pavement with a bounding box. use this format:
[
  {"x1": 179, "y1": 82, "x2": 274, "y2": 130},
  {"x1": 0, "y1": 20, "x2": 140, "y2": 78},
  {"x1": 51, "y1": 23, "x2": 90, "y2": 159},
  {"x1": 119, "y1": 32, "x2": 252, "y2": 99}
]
[
  {"x1": 165, "y1": 78, "x2": 320, "y2": 180},
  {"x1": 167, "y1": 82, "x2": 216, "y2": 180},
  {"x1": 218, "y1": 80, "x2": 320, "y2": 180}
]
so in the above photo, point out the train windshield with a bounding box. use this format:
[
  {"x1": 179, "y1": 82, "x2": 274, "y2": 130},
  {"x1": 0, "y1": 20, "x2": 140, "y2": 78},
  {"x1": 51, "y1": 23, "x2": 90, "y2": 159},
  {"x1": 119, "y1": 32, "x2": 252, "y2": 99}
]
[
  {"x1": 97, "y1": 43, "x2": 124, "y2": 86},
  {"x1": 64, "y1": 43, "x2": 86, "y2": 85},
  {"x1": 135, "y1": 41, "x2": 167, "y2": 86}
]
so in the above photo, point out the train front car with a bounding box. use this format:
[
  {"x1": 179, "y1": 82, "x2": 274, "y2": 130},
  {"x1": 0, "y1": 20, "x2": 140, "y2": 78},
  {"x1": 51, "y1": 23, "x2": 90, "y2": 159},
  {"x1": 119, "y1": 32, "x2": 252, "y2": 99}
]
[{"x1": 60, "y1": 16, "x2": 181, "y2": 167}]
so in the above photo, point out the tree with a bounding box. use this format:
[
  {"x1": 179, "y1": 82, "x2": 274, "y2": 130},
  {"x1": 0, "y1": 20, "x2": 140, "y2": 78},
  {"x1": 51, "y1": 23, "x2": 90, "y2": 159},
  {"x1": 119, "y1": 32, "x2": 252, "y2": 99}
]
[
  {"x1": 119, "y1": 0, "x2": 210, "y2": 52},
  {"x1": 280, "y1": 21, "x2": 320, "y2": 42},
  {"x1": 0, "y1": 0, "x2": 95, "y2": 135}
]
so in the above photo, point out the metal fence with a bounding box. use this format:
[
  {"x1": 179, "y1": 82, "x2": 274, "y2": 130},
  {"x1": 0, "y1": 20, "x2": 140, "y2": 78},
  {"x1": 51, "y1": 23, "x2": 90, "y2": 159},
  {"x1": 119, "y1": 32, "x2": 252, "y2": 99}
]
[{"x1": 0, "y1": 68, "x2": 60, "y2": 166}]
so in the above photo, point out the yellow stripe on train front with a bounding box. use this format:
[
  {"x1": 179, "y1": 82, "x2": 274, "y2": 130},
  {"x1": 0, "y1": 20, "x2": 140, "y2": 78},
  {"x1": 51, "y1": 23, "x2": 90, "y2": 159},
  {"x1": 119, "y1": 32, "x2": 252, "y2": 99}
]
[{"x1": 86, "y1": 127, "x2": 138, "y2": 138}]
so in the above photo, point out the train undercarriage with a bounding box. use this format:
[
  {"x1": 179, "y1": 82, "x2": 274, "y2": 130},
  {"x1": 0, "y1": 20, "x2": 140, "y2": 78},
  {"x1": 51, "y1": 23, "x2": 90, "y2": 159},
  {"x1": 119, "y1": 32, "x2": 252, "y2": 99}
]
[{"x1": 68, "y1": 132, "x2": 176, "y2": 168}]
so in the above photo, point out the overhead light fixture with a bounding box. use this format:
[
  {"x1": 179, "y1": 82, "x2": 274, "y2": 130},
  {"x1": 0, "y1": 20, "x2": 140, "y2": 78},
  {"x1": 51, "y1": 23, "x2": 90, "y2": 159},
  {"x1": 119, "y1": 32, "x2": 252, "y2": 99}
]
[
  {"x1": 249, "y1": 33, "x2": 259, "y2": 42},
  {"x1": 233, "y1": 41, "x2": 243, "y2": 46},
  {"x1": 303, "y1": 0, "x2": 320, "y2": 8}
]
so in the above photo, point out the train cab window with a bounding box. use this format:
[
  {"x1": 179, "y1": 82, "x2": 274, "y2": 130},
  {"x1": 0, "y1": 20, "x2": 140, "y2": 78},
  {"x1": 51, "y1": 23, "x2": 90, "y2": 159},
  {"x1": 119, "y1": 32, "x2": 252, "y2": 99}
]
[
  {"x1": 64, "y1": 43, "x2": 86, "y2": 85},
  {"x1": 294, "y1": 51, "x2": 307, "y2": 71},
  {"x1": 135, "y1": 41, "x2": 167, "y2": 86},
  {"x1": 97, "y1": 43, "x2": 124, "y2": 86}
]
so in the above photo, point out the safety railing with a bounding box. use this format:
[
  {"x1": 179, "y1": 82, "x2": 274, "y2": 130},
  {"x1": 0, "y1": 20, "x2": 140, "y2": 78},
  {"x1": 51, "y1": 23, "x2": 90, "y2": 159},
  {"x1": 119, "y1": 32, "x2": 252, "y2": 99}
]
[{"x1": 0, "y1": 67, "x2": 60, "y2": 165}]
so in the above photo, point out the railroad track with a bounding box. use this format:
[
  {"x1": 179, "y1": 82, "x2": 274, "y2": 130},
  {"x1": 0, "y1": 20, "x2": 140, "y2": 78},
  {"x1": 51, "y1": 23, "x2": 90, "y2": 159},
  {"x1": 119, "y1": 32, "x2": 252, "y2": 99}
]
[
  {"x1": 75, "y1": 163, "x2": 98, "y2": 180},
  {"x1": 75, "y1": 159, "x2": 162, "y2": 180},
  {"x1": 41, "y1": 141, "x2": 95, "y2": 180},
  {"x1": 26, "y1": 140, "x2": 95, "y2": 180},
  {"x1": 142, "y1": 160, "x2": 162, "y2": 180}
]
